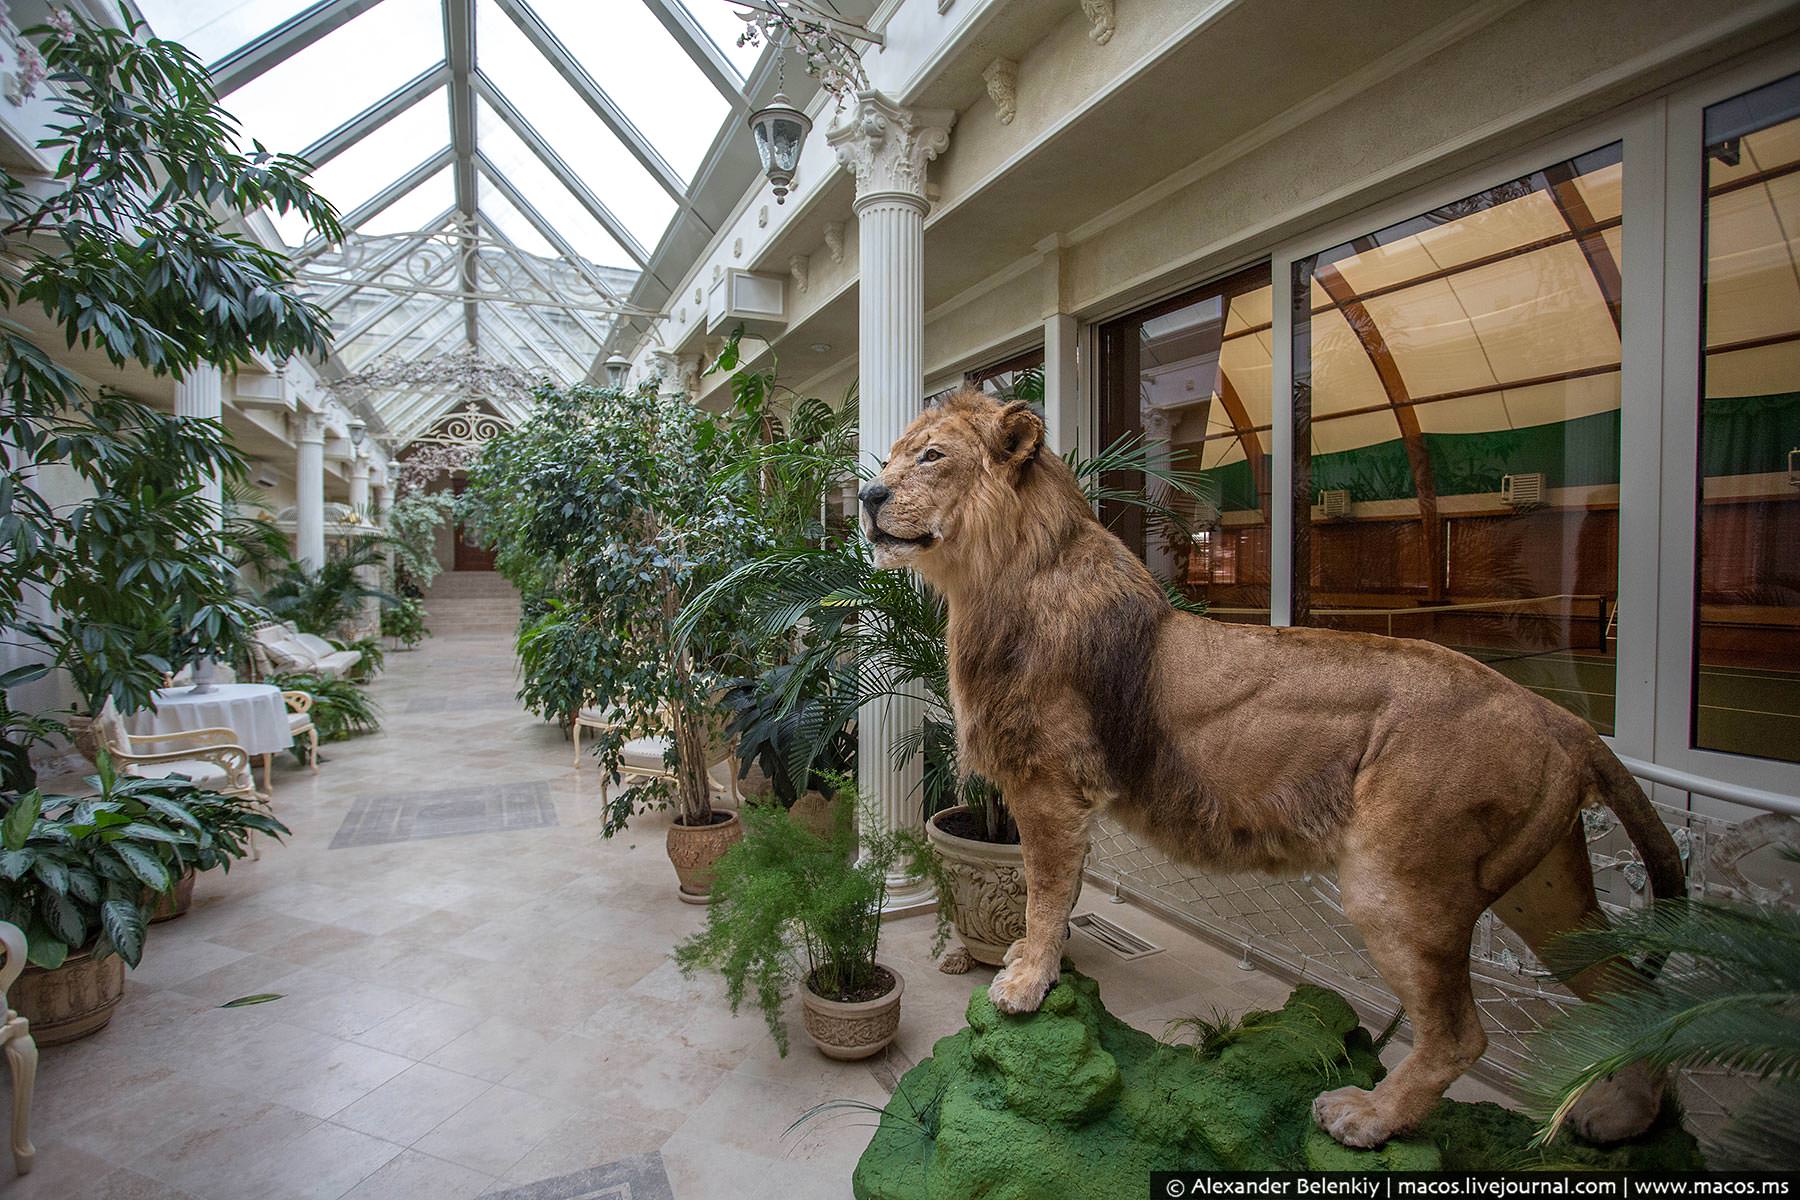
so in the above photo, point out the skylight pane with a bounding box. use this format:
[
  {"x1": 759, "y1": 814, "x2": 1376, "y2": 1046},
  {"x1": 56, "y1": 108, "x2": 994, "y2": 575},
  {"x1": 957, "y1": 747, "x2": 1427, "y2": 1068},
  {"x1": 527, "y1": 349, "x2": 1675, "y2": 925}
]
[
  {"x1": 525, "y1": 0, "x2": 730, "y2": 182},
  {"x1": 222, "y1": 0, "x2": 444, "y2": 158},
  {"x1": 476, "y1": 1, "x2": 679, "y2": 245},
  {"x1": 299, "y1": 88, "x2": 451, "y2": 222},
  {"x1": 475, "y1": 99, "x2": 639, "y2": 268},
  {"x1": 137, "y1": 0, "x2": 318, "y2": 65},
  {"x1": 678, "y1": 1, "x2": 763, "y2": 78},
  {"x1": 477, "y1": 176, "x2": 556, "y2": 258},
  {"x1": 357, "y1": 163, "x2": 455, "y2": 236}
]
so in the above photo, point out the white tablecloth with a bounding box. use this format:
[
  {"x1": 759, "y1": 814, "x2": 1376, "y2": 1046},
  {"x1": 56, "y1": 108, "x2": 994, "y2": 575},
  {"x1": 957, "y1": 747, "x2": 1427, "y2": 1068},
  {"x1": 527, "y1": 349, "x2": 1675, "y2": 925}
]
[{"x1": 126, "y1": 683, "x2": 294, "y2": 757}]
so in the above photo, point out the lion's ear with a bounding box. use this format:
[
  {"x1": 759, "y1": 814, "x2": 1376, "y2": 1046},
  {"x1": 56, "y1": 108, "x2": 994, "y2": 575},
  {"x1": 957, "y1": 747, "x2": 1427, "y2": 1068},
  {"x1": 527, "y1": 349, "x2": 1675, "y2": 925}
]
[{"x1": 994, "y1": 401, "x2": 1044, "y2": 470}]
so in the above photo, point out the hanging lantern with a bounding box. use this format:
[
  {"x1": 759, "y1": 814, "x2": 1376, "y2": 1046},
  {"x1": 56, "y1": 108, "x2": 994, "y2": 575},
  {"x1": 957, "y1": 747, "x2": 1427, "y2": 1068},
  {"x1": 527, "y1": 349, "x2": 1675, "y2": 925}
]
[
  {"x1": 748, "y1": 93, "x2": 810, "y2": 204},
  {"x1": 603, "y1": 353, "x2": 632, "y2": 389}
]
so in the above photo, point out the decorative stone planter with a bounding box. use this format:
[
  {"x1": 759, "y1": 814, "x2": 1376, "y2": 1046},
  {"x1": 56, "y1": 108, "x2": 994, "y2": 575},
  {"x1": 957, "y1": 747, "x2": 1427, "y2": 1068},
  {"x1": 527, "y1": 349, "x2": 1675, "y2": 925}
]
[
  {"x1": 801, "y1": 962, "x2": 904, "y2": 1060},
  {"x1": 13, "y1": 947, "x2": 125, "y2": 1045},
  {"x1": 665, "y1": 808, "x2": 742, "y2": 904},
  {"x1": 150, "y1": 870, "x2": 197, "y2": 923},
  {"x1": 927, "y1": 806, "x2": 1083, "y2": 966}
]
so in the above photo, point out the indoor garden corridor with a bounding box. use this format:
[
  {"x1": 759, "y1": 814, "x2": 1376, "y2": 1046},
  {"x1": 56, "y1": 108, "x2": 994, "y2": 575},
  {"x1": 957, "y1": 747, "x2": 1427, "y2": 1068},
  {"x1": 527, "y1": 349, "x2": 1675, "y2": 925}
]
[{"x1": 13, "y1": 623, "x2": 1363, "y2": 1200}]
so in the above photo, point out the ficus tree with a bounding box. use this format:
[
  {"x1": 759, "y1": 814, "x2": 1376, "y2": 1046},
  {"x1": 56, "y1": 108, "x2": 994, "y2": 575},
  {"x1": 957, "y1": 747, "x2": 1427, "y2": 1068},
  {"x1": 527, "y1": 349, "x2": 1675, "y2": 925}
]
[
  {"x1": 460, "y1": 381, "x2": 766, "y2": 834},
  {"x1": 0, "y1": 8, "x2": 339, "y2": 736}
]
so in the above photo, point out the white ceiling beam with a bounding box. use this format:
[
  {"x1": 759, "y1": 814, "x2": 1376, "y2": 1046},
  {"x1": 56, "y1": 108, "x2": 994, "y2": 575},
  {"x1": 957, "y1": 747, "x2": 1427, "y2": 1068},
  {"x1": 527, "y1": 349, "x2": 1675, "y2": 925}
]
[
  {"x1": 331, "y1": 149, "x2": 457, "y2": 237},
  {"x1": 299, "y1": 64, "x2": 451, "y2": 169},
  {"x1": 485, "y1": 300, "x2": 574, "y2": 377},
  {"x1": 476, "y1": 157, "x2": 624, "y2": 302},
  {"x1": 211, "y1": 0, "x2": 389, "y2": 94},
  {"x1": 309, "y1": 210, "x2": 456, "y2": 304},
  {"x1": 445, "y1": 0, "x2": 480, "y2": 349},
  {"x1": 342, "y1": 297, "x2": 460, "y2": 370},
  {"x1": 490, "y1": 0, "x2": 693, "y2": 206},
  {"x1": 476, "y1": 213, "x2": 615, "y2": 344},
  {"x1": 473, "y1": 76, "x2": 651, "y2": 269},
  {"x1": 640, "y1": 0, "x2": 745, "y2": 108}
]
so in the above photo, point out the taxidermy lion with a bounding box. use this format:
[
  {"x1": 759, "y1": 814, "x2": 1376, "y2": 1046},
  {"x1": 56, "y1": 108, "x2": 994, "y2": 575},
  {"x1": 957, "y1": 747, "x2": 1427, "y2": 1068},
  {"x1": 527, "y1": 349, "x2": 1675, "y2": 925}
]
[{"x1": 858, "y1": 389, "x2": 1685, "y2": 1149}]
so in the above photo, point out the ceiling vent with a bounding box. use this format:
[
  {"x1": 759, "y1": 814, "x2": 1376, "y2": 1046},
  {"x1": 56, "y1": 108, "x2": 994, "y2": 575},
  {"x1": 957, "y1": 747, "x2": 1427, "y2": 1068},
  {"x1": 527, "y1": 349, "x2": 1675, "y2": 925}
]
[
  {"x1": 1318, "y1": 489, "x2": 1351, "y2": 519},
  {"x1": 1501, "y1": 472, "x2": 1546, "y2": 509}
]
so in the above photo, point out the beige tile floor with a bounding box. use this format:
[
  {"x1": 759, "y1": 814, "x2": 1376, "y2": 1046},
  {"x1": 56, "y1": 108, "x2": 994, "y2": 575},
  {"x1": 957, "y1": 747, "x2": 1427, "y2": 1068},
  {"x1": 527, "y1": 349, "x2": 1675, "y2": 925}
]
[{"x1": 14, "y1": 628, "x2": 1509, "y2": 1200}]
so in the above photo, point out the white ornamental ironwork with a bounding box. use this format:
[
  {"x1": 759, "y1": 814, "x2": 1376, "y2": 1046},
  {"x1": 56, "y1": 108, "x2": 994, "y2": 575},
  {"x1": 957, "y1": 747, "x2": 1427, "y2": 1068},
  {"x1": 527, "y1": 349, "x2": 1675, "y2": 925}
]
[
  {"x1": 327, "y1": 346, "x2": 543, "y2": 405},
  {"x1": 411, "y1": 402, "x2": 509, "y2": 450}
]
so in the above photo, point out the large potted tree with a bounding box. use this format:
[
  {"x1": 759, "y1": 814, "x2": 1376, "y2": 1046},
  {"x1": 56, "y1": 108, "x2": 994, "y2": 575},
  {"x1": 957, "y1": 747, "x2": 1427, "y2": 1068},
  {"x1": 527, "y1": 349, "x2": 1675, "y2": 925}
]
[
  {"x1": 460, "y1": 381, "x2": 766, "y2": 898},
  {"x1": 0, "y1": 7, "x2": 339, "y2": 775}
]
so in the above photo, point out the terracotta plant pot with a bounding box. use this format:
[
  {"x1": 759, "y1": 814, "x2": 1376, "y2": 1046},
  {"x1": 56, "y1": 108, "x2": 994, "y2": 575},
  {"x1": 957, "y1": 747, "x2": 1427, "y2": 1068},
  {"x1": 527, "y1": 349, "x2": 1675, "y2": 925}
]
[
  {"x1": 800, "y1": 962, "x2": 904, "y2": 1061},
  {"x1": 788, "y1": 789, "x2": 845, "y2": 842},
  {"x1": 665, "y1": 808, "x2": 742, "y2": 904},
  {"x1": 927, "y1": 806, "x2": 1084, "y2": 966},
  {"x1": 13, "y1": 947, "x2": 125, "y2": 1045},
  {"x1": 150, "y1": 869, "x2": 197, "y2": 923}
]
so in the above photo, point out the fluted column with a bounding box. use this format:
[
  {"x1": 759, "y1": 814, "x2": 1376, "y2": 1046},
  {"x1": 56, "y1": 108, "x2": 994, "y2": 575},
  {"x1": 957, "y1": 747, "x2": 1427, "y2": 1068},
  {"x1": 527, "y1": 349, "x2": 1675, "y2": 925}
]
[
  {"x1": 348, "y1": 451, "x2": 370, "y2": 516},
  {"x1": 174, "y1": 366, "x2": 224, "y2": 530},
  {"x1": 828, "y1": 91, "x2": 955, "y2": 910},
  {"x1": 295, "y1": 411, "x2": 326, "y2": 570}
]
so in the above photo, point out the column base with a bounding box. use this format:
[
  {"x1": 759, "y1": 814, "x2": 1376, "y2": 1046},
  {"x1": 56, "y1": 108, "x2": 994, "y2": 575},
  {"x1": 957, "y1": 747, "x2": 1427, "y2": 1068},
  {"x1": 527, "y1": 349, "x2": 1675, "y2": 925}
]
[{"x1": 880, "y1": 877, "x2": 940, "y2": 919}]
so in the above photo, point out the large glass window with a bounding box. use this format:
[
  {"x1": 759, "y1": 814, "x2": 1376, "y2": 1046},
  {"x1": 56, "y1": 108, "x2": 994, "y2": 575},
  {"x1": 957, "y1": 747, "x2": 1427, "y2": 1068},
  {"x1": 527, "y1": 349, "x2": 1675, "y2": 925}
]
[
  {"x1": 1291, "y1": 145, "x2": 1624, "y2": 733},
  {"x1": 1695, "y1": 74, "x2": 1800, "y2": 763},
  {"x1": 1100, "y1": 263, "x2": 1274, "y2": 619}
]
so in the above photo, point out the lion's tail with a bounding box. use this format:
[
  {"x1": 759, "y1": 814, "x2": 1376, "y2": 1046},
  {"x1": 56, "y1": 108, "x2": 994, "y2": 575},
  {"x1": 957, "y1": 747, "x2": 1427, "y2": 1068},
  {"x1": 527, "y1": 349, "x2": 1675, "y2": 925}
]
[{"x1": 1591, "y1": 749, "x2": 1686, "y2": 904}]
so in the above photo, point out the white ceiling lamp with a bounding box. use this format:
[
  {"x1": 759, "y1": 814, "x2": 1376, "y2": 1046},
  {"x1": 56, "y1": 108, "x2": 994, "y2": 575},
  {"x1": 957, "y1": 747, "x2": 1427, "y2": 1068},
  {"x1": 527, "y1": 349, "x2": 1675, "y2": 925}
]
[{"x1": 604, "y1": 353, "x2": 632, "y2": 389}]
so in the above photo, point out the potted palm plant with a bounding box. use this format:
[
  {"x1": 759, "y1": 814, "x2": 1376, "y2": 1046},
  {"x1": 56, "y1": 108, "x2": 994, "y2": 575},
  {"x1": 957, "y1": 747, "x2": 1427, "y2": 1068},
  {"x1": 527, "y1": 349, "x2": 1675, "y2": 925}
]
[
  {"x1": 680, "y1": 359, "x2": 1212, "y2": 963},
  {"x1": 0, "y1": 755, "x2": 286, "y2": 1042},
  {"x1": 675, "y1": 784, "x2": 949, "y2": 1059}
]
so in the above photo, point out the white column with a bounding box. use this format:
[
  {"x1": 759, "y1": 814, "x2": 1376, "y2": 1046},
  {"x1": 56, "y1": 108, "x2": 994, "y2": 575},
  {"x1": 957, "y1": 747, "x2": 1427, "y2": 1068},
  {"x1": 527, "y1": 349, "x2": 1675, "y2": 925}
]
[
  {"x1": 348, "y1": 451, "x2": 370, "y2": 516},
  {"x1": 174, "y1": 366, "x2": 224, "y2": 529},
  {"x1": 828, "y1": 92, "x2": 955, "y2": 911},
  {"x1": 1043, "y1": 313, "x2": 1080, "y2": 455},
  {"x1": 295, "y1": 411, "x2": 326, "y2": 570}
]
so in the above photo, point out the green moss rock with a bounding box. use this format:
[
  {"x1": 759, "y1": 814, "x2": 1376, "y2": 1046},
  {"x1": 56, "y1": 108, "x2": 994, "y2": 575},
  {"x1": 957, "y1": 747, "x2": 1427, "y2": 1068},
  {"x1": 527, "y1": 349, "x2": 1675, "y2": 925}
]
[{"x1": 853, "y1": 970, "x2": 1701, "y2": 1200}]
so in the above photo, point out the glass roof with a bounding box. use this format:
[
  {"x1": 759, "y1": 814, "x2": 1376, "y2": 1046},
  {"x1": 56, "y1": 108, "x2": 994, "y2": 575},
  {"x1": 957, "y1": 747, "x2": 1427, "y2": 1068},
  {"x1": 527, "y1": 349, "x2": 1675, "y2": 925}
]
[{"x1": 134, "y1": 0, "x2": 764, "y2": 445}]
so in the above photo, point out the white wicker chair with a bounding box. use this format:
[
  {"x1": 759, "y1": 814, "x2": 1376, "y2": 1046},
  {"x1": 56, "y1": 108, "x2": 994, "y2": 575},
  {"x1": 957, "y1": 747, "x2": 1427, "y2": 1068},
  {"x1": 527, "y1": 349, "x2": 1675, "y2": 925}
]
[{"x1": 0, "y1": 921, "x2": 36, "y2": 1175}]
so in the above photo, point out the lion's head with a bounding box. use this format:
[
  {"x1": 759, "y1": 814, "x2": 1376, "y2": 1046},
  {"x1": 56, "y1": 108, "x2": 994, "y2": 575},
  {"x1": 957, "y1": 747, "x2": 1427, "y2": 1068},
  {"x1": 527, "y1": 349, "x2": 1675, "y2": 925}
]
[{"x1": 859, "y1": 389, "x2": 1054, "y2": 578}]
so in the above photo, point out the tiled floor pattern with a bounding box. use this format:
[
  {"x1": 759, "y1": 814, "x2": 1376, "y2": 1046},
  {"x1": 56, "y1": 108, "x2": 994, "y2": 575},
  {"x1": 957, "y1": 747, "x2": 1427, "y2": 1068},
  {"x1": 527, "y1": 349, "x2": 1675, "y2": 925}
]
[{"x1": 16, "y1": 625, "x2": 1509, "y2": 1200}]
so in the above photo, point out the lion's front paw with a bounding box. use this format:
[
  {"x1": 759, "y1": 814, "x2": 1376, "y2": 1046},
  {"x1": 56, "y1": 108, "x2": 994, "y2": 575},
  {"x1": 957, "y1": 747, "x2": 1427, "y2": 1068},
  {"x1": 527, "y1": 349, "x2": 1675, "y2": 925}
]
[
  {"x1": 1312, "y1": 1086, "x2": 1398, "y2": 1149},
  {"x1": 1001, "y1": 938, "x2": 1026, "y2": 967},
  {"x1": 1569, "y1": 1063, "x2": 1663, "y2": 1144},
  {"x1": 988, "y1": 959, "x2": 1055, "y2": 1014}
]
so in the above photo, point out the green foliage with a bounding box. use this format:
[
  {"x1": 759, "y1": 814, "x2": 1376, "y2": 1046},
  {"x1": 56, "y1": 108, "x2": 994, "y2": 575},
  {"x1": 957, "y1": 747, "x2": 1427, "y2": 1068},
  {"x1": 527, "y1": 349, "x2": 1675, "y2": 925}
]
[
  {"x1": 460, "y1": 381, "x2": 766, "y2": 831},
  {"x1": 0, "y1": 9, "x2": 337, "y2": 724},
  {"x1": 0, "y1": 753, "x2": 286, "y2": 969},
  {"x1": 678, "y1": 358, "x2": 1214, "y2": 841},
  {"x1": 380, "y1": 595, "x2": 429, "y2": 648},
  {"x1": 1522, "y1": 898, "x2": 1800, "y2": 1166},
  {"x1": 384, "y1": 490, "x2": 457, "y2": 591},
  {"x1": 334, "y1": 636, "x2": 385, "y2": 682},
  {"x1": 259, "y1": 541, "x2": 394, "y2": 637},
  {"x1": 0, "y1": 664, "x2": 60, "y2": 793},
  {"x1": 675, "y1": 786, "x2": 950, "y2": 1055},
  {"x1": 270, "y1": 672, "x2": 381, "y2": 749},
  {"x1": 720, "y1": 665, "x2": 857, "y2": 806}
]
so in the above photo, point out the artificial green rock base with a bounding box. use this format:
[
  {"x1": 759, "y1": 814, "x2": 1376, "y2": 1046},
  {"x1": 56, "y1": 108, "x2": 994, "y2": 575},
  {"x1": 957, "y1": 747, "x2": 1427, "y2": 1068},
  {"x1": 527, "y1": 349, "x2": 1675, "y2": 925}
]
[{"x1": 853, "y1": 970, "x2": 1701, "y2": 1199}]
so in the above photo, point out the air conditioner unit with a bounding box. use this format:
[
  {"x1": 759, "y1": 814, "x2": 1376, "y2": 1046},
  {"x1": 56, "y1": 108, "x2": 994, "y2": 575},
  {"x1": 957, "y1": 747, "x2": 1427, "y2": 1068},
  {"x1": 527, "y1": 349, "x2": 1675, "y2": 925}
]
[
  {"x1": 1500, "y1": 472, "x2": 1545, "y2": 509},
  {"x1": 1318, "y1": 489, "x2": 1351, "y2": 519},
  {"x1": 706, "y1": 268, "x2": 786, "y2": 335}
]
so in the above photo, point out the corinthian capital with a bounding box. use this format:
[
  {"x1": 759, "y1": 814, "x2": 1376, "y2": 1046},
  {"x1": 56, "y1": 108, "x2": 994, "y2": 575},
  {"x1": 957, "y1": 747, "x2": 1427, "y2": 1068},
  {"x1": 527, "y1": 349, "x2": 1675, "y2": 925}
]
[{"x1": 825, "y1": 90, "x2": 955, "y2": 210}]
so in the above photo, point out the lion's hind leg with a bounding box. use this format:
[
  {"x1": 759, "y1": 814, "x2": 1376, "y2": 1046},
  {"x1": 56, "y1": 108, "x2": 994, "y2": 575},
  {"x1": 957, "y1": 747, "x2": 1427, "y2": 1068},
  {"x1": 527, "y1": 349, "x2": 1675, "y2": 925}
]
[
  {"x1": 1314, "y1": 859, "x2": 1489, "y2": 1149},
  {"x1": 1494, "y1": 819, "x2": 1664, "y2": 1144}
]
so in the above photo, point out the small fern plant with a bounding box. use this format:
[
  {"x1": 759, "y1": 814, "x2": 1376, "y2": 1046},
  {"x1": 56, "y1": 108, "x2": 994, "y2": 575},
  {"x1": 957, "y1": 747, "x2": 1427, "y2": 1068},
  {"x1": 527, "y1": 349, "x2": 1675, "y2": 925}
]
[
  {"x1": 1521, "y1": 896, "x2": 1800, "y2": 1166},
  {"x1": 675, "y1": 781, "x2": 951, "y2": 1055}
]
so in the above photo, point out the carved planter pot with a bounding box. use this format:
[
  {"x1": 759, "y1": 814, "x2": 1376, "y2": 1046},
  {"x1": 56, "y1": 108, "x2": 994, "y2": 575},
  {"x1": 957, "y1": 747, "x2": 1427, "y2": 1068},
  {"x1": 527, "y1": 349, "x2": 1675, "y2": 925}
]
[
  {"x1": 927, "y1": 806, "x2": 1083, "y2": 966},
  {"x1": 14, "y1": 947, "x2": 125, "y2": 1045},
  {"x1": 801, "y1": 962, "x2": 904, "y2": 1061},
  {"x1": 665, "y1": 808, "x2": 742, "y2": 904}
]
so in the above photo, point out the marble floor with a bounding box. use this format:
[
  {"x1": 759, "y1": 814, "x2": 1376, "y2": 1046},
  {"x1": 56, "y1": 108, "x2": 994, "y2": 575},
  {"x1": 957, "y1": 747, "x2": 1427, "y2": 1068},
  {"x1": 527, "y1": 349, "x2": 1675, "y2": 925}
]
[{"x1": 13, "y1": 626, "x2": 1508, "y2": 1200}]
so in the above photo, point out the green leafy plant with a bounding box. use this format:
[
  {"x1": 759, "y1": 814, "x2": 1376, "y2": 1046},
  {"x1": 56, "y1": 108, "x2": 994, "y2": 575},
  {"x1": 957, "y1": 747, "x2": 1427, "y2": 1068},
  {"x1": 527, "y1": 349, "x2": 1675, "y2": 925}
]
[
  {"x1": 675, "y1": 784, "x2": 950, "y2": 1054},
  {"x1": 384, "y1": 490, "x2": 457, "y2": 592},
  {"x1": 460, "y1": 381, "x2": 766, "y2": 835},
  {"x1": 679, "y1": 377, "x2": 1213, "y2": 843},
  {"x1": 1522, "y1": 897, "x2": 1800, "y2": 1167},
  {"x1": 0, "y1": 8, "x2": 338, "y2": 727},
  {"x1": 334, "y1": 636, "x2": 386, "y2": 682},
  {"x1": 0, "y1": 665, "x2": 61, "y2": 793},
  {"x1": 270, "y1": 672, "x2": 381, "y2": 749},
  {"x1": 720, "y1": 665, "x2": 857, "y2": 805},
  {"x1": 0, "y1": 754, "x2": 285, "y2": 969},
  {"x1": 259, "y1": 540, "x2": 394, "y2": 637},
  {"x1": 380, "y1": 595, "x2": 430, "y2": 648}
]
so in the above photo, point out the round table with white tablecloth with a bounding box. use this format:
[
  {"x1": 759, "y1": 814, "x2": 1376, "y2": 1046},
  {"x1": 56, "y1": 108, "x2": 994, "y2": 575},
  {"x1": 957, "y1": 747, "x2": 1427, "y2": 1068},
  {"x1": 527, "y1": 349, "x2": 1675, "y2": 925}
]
[{"x1": 125, "y1": 683, "x2": 294, "y2": 757}]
